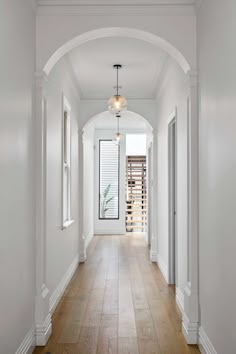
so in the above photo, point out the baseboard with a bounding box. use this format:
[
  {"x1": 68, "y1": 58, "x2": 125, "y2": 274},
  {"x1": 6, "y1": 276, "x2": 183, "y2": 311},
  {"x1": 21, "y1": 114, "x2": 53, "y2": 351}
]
[
  {"x1": 85, "y1": 232, "x2": 93, "y2": 249},
  {"x1": 35, "y1": 314, "x2": 52, "y2": 346},
  {"x1": 150, "y1": 250, "x2": 157, "y2": 262},
  {"x1": 198, "y1": 326, "x2": 217, "y2": 354},
  {"x1": 157, "y1": 253, "x2": 168, "y2": 283},
  {"x1": 182, "y1": 312, "x2": 198, "y2": 344},
  {"x1": 176, "y1": 287, "x2": 184, "y2": 314},
  {"x1": 49, "y1": 254, "x2": 79, "y2": 314},
  {"x1": 16, "y1": 327, "x2": 35, "y2": 354}
]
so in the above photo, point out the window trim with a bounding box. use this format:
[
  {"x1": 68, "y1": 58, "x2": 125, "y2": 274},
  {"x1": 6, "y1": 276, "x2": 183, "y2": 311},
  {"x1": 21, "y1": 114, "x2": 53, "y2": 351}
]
[
  {"x1": 62, "y1": 95, "x2": 74, "y2": 229},
  {"x1": 98, "y1": 139, "x2": 120, "y2": 220}
]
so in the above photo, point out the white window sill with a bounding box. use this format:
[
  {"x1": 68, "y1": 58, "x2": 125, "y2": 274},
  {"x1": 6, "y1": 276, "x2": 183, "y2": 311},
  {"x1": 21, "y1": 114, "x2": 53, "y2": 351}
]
[{"x1": 62, "y1": 219, "x2": 74, "y2": 230}]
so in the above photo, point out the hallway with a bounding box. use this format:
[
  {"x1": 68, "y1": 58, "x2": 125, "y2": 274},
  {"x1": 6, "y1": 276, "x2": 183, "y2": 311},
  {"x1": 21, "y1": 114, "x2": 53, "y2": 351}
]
[{"x1": 34, "y1": 234, "x2": 200, "y2": 354}]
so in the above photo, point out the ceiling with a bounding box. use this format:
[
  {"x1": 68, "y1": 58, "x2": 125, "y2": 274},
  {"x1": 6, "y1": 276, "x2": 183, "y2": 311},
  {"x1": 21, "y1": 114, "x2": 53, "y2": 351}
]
[{"x1": 66, "y1": 37, "x2": 168, "y2": 100}]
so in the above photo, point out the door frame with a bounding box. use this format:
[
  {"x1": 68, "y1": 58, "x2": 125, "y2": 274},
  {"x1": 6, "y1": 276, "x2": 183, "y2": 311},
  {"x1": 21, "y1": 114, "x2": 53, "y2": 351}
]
[
  {"x1": 168, "y1": 109, "x2": 177, "y2": 285},
  {"x1": 147, "y1": 141, "x2": 153, "y2": 246}
]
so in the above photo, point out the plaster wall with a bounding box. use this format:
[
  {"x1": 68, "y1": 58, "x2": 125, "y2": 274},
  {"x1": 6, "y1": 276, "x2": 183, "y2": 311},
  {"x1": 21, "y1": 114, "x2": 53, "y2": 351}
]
[
  {"x1": 0, "y1": 1, "x2": 36, "y2": 352},
  {"x1": 198, "y1": 1, "x2": 236, "y2": 352},
  {"x1": 44, "y1": 57, "x2": 80, "y2": 299},
  {"x1": 156, "y1": 58, "x2": 189, "y2": 299}
]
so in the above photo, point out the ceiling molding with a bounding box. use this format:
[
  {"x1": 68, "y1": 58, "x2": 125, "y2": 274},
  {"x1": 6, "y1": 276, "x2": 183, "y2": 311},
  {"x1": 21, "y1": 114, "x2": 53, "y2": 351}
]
[
  {"x1": 37, "y1": 0, "x2": 196, "y2": 5},
  {"x1": 37, "y1": 3, "x2": 196, "y2": 16}
]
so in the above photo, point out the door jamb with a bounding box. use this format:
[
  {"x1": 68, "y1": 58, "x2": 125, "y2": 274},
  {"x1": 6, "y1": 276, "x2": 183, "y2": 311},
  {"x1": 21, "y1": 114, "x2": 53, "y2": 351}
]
[{"x1": 168, "y1": 109, "x2": 177, "y2": 285}]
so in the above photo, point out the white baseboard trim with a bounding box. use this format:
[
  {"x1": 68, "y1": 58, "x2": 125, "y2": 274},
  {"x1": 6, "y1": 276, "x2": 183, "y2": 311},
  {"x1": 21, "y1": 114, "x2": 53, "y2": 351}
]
[
  {"x1": 182, "y1": 312, "x2": 198, "y2": 344},
  {"x1": 16, "y1": 327, "x2": 35, "y2": 354},
  {"x1": 85, "y1": 232, "x2": 93, "y2": 249},
  {"x1": 150, "y1": 251, "x2": 157, "y2": 262},
  {"x1": 198, "y1": 326, "x2": 217, "y2": 354},
  {"x1": 49, "y1": 254, "x2": 79, "y2": 314},
  {"x1": 35, "y1": 314, "x2": 52, "y2": 346},
  {"x1": 157, "y1": 253, "x2": 168, "y2": 283},
  {"x1": 176, "y1": 287, "x2": 184, "y2": 314}
]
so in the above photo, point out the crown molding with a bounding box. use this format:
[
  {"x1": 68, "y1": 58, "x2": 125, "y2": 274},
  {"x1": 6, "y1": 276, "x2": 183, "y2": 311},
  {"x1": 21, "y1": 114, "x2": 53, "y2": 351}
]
[
  {"x1": 37, "y1": 3, "x2": 196, "y2": 16},
  {"x1": 37, "y1": 0, "x2": 196, "y2": 5}
]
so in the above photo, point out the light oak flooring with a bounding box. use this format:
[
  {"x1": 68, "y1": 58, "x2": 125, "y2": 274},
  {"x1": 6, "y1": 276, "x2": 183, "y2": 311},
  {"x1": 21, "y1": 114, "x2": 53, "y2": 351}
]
[{"x1": 34, "y1": 234, "x2": 200, "y2": 354}]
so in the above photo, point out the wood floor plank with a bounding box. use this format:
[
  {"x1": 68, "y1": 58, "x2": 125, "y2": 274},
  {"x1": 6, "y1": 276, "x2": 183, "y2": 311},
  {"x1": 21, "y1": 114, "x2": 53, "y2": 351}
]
[
  {"x1": 33, "y1": 234, "x2": 200, "y2": 354},
  {"x1": 97, "y1": 314, "x2": 118, "y2": 354},
  {"x1": 118, "y1": 337, "x2": 139, "y2": 354},
  {"x1": 138, "y1": 338, "x2": 161, "y2": 354},
  {"x1": 103, "y1": 279, "x2": 118, "y2": 315},
  {"x1": 77, "y1": 326, "x2": 100, "y2": 354}
]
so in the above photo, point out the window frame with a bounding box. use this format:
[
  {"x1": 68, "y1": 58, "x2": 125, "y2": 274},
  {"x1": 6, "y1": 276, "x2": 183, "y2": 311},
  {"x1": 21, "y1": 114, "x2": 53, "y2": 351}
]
[
  {"x1": 62, "y1": 95, "x2": 74, "y2": 229},
  {"x1": 98, "y1": 139, "x2": 120, "y2": 220}
]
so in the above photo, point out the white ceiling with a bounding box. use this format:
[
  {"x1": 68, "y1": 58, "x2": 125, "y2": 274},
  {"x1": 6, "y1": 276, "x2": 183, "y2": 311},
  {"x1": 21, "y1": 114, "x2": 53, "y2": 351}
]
[{"x1": 66, "y1": 37, "x2": 168, "y2": 100}]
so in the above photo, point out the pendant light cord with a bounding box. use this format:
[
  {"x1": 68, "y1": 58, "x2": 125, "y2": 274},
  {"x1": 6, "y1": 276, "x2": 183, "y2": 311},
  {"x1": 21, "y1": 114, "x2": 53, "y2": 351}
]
[{"x1": 116, "y1": 66, "x2": 119, "y2": 96}]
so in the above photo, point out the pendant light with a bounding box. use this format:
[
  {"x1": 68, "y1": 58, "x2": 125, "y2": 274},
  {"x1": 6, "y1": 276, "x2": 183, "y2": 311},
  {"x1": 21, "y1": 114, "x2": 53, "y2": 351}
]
[
  {"x1": 114, "y1": 113, "x2": 121, "y2": 143},
  {"x1": 108, "y1": 64, "x2": 128, "y2": 114}
]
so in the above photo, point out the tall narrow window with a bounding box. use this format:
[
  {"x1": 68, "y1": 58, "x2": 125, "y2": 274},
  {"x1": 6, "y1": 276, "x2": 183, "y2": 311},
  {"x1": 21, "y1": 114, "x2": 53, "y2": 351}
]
[
  {"x1": 62, "y1": 97, "x2": 73, "y2": 228},
  {"x1": 99, "y1": 140, "x2": 119, "y2": 219}
]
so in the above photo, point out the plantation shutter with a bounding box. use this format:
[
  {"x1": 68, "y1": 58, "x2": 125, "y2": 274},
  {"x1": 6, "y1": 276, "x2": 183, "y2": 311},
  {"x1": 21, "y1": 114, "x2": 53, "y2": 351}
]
[{"x1": 99, "y1": 140, "x2": 119, "y2": 219}]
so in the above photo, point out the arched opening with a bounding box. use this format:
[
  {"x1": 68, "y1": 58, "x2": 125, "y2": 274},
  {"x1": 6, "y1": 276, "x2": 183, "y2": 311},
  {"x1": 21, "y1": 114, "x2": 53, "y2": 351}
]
[
  {"x1": 82, "y1": 110, "x2": 154, "y2": 249},
  {"x1": 42, "y1": 27, "x2": 191, "y2": 76},
  {"x1": 35, "y1": 26, "x2": 199, "y2": 349}
]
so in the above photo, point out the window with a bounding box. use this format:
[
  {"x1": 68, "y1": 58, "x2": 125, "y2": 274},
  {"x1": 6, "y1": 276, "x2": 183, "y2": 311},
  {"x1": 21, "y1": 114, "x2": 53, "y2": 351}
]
[
  {"x1": 62, "y1": 96, "x2": 73, "y2": 229},
  {"x1": 99, "y1": 140, "x2": 120, "y2": 219}
]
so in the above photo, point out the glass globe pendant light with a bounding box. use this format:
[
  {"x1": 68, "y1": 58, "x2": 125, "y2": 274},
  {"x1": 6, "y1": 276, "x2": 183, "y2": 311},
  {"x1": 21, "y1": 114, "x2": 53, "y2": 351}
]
[
  {"x1": 114, "y1": 113, "x2": 121, "y2": 143},
  {"x1": 108, "y1": 64, "x2": 128, "y2": 114}
]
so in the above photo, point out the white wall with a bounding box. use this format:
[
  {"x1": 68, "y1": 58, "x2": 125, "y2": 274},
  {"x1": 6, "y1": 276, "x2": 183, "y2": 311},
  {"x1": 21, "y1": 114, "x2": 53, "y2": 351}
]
[
  {"x1": 198, "y1": 1, "x2": 236, "y2": 352},
  {"x1": 0, "y1": 1, "x2": 36, "y2": 353},
  {"x1": 83, "y1": 126, "x2": 94, "y2": 247},
  {"x1": 126, "y1": 134, "x2": 146, "y2": 156},
  {"x1": 156, "y1": 58, "x2": 189, "y2": 298},
  {"x1": 45, "y1": 57, "x2": 80, "y2": 301}
]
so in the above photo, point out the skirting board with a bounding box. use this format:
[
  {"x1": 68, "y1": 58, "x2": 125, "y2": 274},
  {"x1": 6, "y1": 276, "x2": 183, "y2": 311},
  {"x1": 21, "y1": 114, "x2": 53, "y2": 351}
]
[
  {"x1": 176, "y1": 287, "x2": 184, "y2": 314},
  {"x1": 157, "y1": 253, "x2": 168, "y2": 283},
  {"x1": 85, "y1": 232, "x2": 93, "y2": 249},
  {"x1": 16, "y1": 327, "x2": 35, "y2": 354},
  {"x1": 49, "y1": 254, "x2": 79, "y2": 314},
  {"x1": 150, "y1": 251, "x2": 157, "y2": 262},
  {"x1": 198, "y1": 327, "x2": 217, "y2": 354}
]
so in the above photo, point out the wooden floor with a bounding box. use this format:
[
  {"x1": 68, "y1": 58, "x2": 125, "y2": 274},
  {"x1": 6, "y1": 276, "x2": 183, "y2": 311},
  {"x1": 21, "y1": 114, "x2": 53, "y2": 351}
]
[{"x1": 34, "y1": 234, "x2": 200, "y2": 354}]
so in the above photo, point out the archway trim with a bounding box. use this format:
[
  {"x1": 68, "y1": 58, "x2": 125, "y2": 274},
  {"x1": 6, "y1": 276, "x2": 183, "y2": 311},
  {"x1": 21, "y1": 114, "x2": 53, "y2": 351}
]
[{"x1": 43, "y1": 27, "x2": 191, "y2": 75}]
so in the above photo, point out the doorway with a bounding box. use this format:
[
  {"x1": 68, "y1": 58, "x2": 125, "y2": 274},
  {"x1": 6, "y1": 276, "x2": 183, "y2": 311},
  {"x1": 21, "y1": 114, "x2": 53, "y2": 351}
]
[
  {"x1": 168, "y1": 114, "x2": 177, "y2": 284},
  {"x1": 125, "y1": 134, "x2": 147, "y2": 234}
]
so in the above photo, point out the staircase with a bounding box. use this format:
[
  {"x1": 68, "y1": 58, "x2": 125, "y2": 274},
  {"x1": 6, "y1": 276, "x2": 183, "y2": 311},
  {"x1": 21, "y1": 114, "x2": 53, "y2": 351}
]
[{"x1": 126, "y1": 155, "x2": 147, "y2": 233}]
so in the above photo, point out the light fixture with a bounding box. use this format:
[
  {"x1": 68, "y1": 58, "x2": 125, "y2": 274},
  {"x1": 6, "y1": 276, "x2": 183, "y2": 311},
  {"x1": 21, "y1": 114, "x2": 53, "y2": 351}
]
[
  {"x1": 108, "y1": 64, "x2": 128, "y2": 114},
  {"x1": 114, "y1": 113, "x2": 121, "y2": 143}
]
